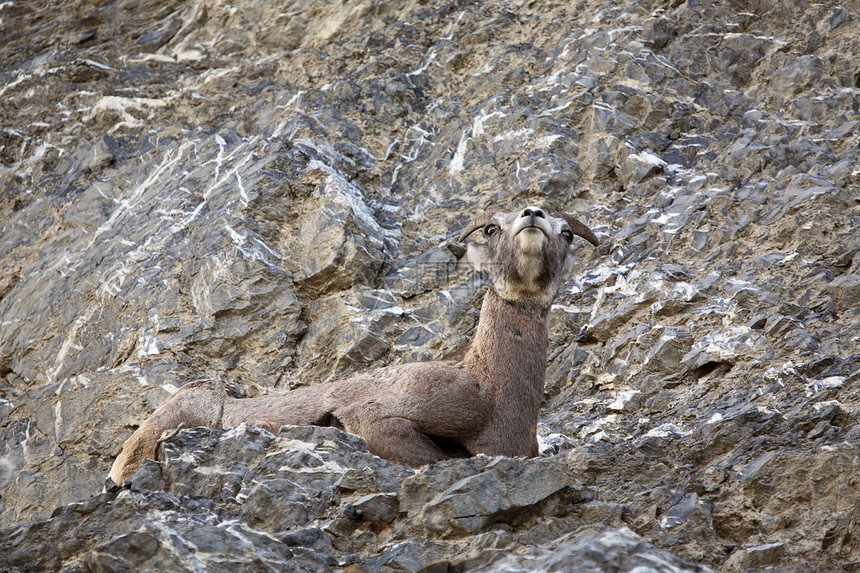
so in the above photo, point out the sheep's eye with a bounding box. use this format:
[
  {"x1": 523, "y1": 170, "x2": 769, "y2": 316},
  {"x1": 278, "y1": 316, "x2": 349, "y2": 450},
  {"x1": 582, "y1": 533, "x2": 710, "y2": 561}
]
[
  {"x1": 561, "y1": 229, "x2": 573, "y2": 243},
  {"x1": 484, "y1": 224, "x2": 499, "y2": 237}
]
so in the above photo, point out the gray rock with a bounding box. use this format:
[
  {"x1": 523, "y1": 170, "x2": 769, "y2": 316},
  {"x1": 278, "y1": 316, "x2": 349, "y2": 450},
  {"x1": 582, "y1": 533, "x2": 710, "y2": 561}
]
[
  {"x1": 723, "y1": 542, "x2": 785, "y2": 572},
  {"x1": 348, "y1": 492, "x2": 400, "y2": 524},
  {"x1": 828, "y1": 274, "x2": 860, "y2": 315},
  {"x1": 469, "y1": 528, "x2": 713, "y2": 573},
  {"x1": 617, "y1": 147, "x2": 667, "y2": 188},
  {"x1": 400, "y1": 456, "x2": 580, "y2": 536},
  {"x1": 292, "y1": 164, "x2": 387, "y2": 297},
  {"x1": 644, "y1": 328, "x2": 693, "y2": 374}
]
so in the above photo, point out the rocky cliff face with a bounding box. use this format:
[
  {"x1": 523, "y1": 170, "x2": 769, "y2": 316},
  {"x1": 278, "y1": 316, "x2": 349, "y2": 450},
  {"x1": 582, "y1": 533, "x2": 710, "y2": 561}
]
[{"x1": 1, "y1": 0, "x2": 858, "y2": 571}]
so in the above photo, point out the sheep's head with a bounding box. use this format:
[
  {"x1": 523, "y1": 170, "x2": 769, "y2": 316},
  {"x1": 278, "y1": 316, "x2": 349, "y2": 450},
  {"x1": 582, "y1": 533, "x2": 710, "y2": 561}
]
[{"x1": 459, "y1": 206, "x2": 599, "y2": 307}]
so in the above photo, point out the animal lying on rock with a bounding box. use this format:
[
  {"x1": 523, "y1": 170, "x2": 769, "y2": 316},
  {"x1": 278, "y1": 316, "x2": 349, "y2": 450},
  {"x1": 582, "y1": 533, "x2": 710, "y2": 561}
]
[{"x1": 109, "y1": 206, "x2": 600, "y2": 483}]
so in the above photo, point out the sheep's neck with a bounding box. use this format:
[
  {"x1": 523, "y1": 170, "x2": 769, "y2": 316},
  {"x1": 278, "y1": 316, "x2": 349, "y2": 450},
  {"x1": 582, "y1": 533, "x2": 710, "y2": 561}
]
[{"x1": 464, "y1": 288, "x2": 549, "y2": 417}]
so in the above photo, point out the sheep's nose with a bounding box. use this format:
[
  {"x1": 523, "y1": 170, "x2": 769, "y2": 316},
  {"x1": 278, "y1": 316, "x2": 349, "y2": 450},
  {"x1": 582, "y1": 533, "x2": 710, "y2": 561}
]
[{"x1": 521, "y1": 207, "x2": 545, "y2": 219}]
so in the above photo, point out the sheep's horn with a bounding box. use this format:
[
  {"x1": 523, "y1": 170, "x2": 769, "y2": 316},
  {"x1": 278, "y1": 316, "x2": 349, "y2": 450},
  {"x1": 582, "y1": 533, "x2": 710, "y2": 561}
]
[
  {"x1": 458, "y1": 211, "x2": 500, "y2": 242},
  {"x1": 556, "y1": 213, "x2": 600, "y2": 247}
]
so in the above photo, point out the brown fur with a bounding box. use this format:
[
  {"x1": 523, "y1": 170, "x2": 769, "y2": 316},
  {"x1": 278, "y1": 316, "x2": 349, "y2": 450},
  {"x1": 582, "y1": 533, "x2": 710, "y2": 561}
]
[{"x1": 109, "y1": 207, "x2": 598, "y2": 483}]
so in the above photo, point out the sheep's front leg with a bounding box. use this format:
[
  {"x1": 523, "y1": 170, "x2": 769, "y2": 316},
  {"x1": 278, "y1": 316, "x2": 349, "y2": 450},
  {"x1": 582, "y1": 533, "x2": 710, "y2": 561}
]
[
  {"x1": 358, "y1": 416, "x2": 449, "y2": 468},
  {"x1": 109, "y1": 380, "x2": 226, "y2": 484}
]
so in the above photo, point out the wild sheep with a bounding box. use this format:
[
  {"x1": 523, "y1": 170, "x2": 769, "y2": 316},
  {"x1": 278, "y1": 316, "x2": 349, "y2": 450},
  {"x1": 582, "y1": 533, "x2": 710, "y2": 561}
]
[{"x1": 109, "y1": 206, "x2": 599, "y2": 483}]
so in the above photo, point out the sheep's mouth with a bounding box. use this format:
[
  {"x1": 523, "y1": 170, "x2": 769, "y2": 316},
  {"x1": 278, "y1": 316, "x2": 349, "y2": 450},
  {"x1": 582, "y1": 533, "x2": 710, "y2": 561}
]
[
  {"x1": 512, "y1": 217, "x2": 552, "y2": 239},
  {"x1": 514, "y1": 222, "x2": 551, "y2": 257}
]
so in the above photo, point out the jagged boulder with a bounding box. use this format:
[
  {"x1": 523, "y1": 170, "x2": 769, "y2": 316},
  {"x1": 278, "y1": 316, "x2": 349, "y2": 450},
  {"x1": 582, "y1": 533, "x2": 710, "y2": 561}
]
[{"x1": 1, "y1": 425, "x2": 709, "y2": 572}]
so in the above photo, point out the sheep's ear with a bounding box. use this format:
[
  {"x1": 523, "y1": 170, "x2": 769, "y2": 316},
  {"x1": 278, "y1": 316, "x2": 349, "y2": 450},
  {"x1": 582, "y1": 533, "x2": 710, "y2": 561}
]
[
  {"x1": 555, "y1": 213, "x2": 600, "y2": 246},
  {"x1": 458, "y1": 210, "x2": 500, "y2": 242},
  {"x1": 560, "y1": 250, "x2": 577, "y2": 280},
  {"x1": 466, "y1": 242, "x2": 492, "y2": 272}
]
